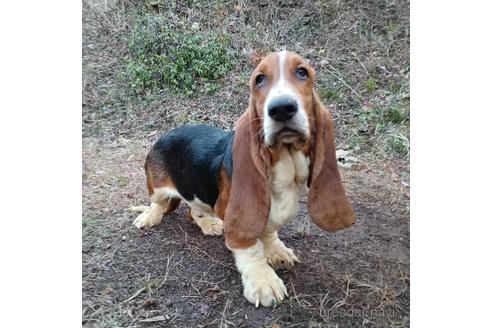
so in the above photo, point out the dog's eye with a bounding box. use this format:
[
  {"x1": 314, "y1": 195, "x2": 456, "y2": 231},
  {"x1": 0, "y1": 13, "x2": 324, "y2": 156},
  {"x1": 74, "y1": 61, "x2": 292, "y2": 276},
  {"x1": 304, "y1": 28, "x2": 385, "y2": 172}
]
[
  {"x1": 296, "y1": 67, "x2": 308, "y2": 80},
  {"x1": 255, "y1": 74, "x2": 266, "y2": 86}
]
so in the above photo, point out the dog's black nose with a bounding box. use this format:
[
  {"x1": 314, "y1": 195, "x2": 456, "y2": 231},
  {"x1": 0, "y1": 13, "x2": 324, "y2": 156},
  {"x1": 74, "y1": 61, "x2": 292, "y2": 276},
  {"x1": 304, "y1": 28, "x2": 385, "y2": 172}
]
[{"x1": 268, "y1": 97, "x2": 298, "y2": 122}]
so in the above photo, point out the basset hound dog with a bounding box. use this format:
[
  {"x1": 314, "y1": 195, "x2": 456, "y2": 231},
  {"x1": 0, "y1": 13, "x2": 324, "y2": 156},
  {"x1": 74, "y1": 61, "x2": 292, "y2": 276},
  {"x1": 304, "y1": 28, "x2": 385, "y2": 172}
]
[{"x1": 132, "y1": 50, "x2": 356, "y2": 307}]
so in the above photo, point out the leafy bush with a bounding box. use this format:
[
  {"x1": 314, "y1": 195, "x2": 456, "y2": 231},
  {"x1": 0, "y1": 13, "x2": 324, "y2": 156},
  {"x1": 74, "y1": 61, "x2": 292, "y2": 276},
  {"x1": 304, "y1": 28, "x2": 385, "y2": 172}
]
[{"x1": 127, "y1": 14, "x2": 232, "y2": 96}]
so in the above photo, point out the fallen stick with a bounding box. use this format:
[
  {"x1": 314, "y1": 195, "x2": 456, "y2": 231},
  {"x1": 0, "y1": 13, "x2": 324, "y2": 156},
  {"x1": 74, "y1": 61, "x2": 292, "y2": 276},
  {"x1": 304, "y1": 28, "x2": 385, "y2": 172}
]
[
  {"x1": 120, "y1": 287, "x2": 146, "y2": 304},
  {"x1": 140, "y1": 315, "x2": 166, "y2": 323}
]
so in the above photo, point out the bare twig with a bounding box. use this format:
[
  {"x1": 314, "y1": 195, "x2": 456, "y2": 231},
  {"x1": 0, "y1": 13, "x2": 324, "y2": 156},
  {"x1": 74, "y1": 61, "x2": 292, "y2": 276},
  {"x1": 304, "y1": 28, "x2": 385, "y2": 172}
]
[
  {"x1": 219, "y1": 299, "x2": 230, "y2": 328},
  {"x1": 289, "y1": 278, "x2": 302, "y2": 308},
  {"x1": 328, "y1": 275, "x2": 351, "y2": 312},
  {"x1": 156, "y1": 256, "x2": 172, "y2": 291},
  {"x1": 121, "y1": 286, "x2": 146, "y2": 304},
  {"x1": 351, "y1": 52, "x2": 370, "y2": 77},
  {"x1": 140, "y1": 315, "x2": 166, "y2": 323},
  {"x1": 121, "y1": 256, "x2": 172, "y2": 304},
  {"x1": 324, "y1": 63, "x2": 362, "y2": 98}
]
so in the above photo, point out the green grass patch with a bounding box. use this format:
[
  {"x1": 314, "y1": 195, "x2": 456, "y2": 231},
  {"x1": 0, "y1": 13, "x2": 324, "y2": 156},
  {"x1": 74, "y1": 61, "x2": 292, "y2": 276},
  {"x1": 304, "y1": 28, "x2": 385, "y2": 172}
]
[
  {"x1": 388, "y1": 133, "x2": 410, "y2": 156},
  {"x1": 385, "y1": 107, "x2": 409, "y2": 124},
  {"x1": 127, "y1": 14, "x2": 233, "y2": 96},
  {"x1": 351, "y1": 105, "x2": 410, "y2": 158},
  {"x1": 365, "y1": 78, "x2": 378, "y2": 92},
  {"x1": 317, "y1": 87, "x2": 340, "y2": 102}
]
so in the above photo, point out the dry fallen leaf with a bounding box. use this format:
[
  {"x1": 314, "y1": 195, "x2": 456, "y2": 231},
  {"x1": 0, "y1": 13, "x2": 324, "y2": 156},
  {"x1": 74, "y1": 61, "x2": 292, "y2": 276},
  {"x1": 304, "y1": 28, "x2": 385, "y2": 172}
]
[{"x1": 336, "y1": 149, "x2": 358, "y2": 168}]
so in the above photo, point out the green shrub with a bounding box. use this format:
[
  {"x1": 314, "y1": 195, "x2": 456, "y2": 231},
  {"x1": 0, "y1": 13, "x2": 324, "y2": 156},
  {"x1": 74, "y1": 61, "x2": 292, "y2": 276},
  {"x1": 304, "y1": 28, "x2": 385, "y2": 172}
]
[
  {"x1": 126, "y1": 14, "x2": 233, "y2": 96},
  {"x1": 127, "y1": 59, "x2": 155, "y2": 91},
  {"x1": 385, "y1": 107, "x2": 409, "y2": 124}
]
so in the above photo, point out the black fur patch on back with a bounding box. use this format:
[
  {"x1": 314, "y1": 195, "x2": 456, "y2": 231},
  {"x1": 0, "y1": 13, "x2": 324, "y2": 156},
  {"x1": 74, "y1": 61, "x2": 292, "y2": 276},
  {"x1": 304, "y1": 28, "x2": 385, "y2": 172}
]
[
  {"x1": 150, "y1": 124, "x2": 234, "y2": 208},
  {"x1": 221, "y1": 131, "x2": 234, "y2": 177}
]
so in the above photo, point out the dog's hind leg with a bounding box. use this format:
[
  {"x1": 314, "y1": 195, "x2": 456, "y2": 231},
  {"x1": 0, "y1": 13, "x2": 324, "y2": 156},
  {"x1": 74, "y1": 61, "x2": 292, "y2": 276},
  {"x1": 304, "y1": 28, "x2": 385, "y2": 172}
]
[
  {"x1": 133, "y1": 187, "x2": 181, "y2": 229},
  {"x1": 132, "y1": 158, "x2": 181, "y2": 229}
]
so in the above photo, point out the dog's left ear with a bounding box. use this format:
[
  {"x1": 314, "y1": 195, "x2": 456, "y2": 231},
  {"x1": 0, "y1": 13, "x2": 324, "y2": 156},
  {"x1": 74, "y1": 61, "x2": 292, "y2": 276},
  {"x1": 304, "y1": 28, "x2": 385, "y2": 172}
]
[
  {"x1": 307, "y1": 94, "x2": 356, "y2": 232},
  {"x1": 223, "y1": 108, "x2": 271, "y2": 249}
]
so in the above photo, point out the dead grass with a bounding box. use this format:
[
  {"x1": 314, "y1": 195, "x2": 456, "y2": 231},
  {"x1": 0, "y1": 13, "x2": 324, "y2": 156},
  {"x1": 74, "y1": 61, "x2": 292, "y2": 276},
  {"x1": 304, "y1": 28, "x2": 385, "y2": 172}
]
[{"x1": 83, "y1": 0, "x2": 409, "y2": 327}]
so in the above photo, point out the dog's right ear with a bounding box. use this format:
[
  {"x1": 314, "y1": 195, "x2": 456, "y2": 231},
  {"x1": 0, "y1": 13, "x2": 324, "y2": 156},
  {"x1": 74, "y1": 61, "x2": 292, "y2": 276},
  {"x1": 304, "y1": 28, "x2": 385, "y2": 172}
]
[
  {"x1": 224, "y1": 108, "x2": 271, "y2": 249},
  {"x1": 307, "y1": 94, "x2": 356, "y2": 232}
]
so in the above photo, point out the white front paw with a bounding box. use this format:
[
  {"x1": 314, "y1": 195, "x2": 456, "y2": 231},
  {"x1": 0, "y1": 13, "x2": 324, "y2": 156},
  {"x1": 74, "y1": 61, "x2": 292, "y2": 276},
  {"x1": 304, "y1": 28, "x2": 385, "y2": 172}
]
[
  {"x1": 263, "y1": 240, "x2": 300, "y2": 269},
  {"x1": 241, "y1": 265, "x2": 287, "y2": 307}
]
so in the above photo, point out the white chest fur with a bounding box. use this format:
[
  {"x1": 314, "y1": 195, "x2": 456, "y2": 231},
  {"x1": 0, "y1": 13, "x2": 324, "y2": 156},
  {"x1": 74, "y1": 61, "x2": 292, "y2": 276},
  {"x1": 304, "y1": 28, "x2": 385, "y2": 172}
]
[{"x1": 266, "y1": 147, "x2": 309, "y2": 233}]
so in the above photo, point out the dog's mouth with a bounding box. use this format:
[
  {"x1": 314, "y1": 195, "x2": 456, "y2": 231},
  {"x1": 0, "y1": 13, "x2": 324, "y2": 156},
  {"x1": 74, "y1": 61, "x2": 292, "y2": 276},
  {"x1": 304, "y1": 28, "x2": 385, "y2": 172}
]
[
  {"x1": 275, "y1": 127, "x2": 306, "y2": 144},
  {"x1": 277, "y1": 127, "x2": 300, "y2": 136}
]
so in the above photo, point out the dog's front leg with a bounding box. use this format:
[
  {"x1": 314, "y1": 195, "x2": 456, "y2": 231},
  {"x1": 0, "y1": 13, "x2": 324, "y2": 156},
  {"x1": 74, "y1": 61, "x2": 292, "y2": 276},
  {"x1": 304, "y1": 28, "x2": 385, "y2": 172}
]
[
  {"x1": 261, "y1": 231, "x2": 300, "y2": 269},
  {"x1": 229, "y1": 240, "x2": 287, "y2": 307}
]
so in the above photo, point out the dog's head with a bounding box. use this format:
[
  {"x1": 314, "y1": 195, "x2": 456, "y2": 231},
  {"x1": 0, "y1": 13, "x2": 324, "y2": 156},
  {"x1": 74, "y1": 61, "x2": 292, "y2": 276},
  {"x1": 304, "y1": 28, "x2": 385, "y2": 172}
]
[
  {"x1": 224, "y1": 51, "x2": 355, "y2": 248},
  {"x1": 248, "y1": 51, "x2": 314, "y2": 147}
]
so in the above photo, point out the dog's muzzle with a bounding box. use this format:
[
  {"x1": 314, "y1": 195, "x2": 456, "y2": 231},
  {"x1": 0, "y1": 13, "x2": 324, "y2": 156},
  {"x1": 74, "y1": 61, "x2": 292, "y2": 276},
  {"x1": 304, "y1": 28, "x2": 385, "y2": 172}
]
[{"x1": 267, "y1": 97, "x2": 298, "y2": 122}]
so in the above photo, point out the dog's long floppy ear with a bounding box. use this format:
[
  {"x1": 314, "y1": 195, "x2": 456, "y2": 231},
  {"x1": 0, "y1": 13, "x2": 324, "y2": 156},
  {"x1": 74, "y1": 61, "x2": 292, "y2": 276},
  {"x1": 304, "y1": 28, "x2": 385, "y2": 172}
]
[
  {"x1": 224, "y1": 108, "x2": 271, "y2": 249},
  {"x1": 307, "y1": 94, "x2": 356, "y2": 232}
]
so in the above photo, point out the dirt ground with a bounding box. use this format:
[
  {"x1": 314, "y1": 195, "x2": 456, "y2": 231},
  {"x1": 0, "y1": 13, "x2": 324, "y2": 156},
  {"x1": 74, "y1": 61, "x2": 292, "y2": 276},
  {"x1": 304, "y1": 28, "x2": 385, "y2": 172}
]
[{"x1": 83, "y1": 1, "x2": 409, "y2": 327}]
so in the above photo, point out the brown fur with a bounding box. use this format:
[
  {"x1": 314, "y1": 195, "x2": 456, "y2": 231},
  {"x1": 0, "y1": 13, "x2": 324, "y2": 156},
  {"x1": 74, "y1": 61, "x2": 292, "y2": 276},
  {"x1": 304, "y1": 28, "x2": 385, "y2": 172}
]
[
  {"x1": 223, "y1": 110, "x2": 272, "y2": 249},
  {"x1": 224, "y1": 52, "x2": 355, "y2": 248},
  {"x1": 307, "y1": 94, "x2": 356, "y2": 231},
  {"x1": 144, "y1": 155, "x2": 181, "y2": 214},
  {"x1": 214, "y1": 169, "x2": 232, "y2": 219}
]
